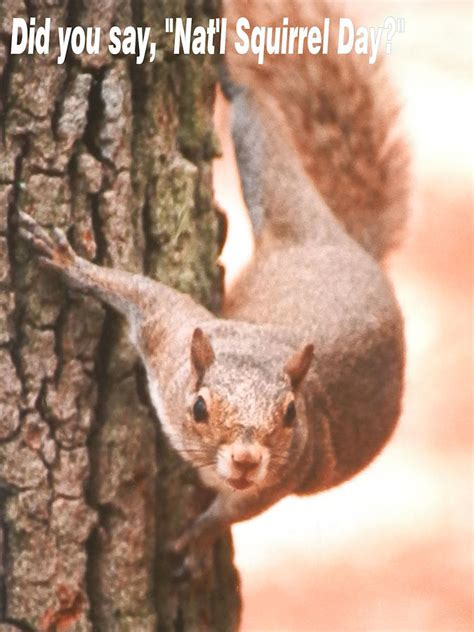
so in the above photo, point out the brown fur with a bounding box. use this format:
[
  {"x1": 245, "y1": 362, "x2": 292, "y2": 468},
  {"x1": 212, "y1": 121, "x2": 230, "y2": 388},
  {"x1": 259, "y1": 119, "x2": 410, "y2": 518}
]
[{"x1": 225, "y1": 0, "x2": 411, "y2": 259}]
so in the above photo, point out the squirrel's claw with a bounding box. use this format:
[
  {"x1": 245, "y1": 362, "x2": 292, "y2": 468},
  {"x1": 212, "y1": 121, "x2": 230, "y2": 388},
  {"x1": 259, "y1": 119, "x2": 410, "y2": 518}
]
[
  {"x1": 167, "y1": 531, "x2": 191, "y2": 556},
  {"x1": 172, "y1": 553, "x2": 211, "y2": 583},
  {"x1": 169, "y1": 546, "x2": 212, "y2": 583},
  {"x1": 18, "y1": 212, "x2": 75, "y2": 268},
  {"x1": 18, "y1": 227, "x2": 55, "y2": 259},
  {"x1": 167, "y1": 526, "x2": 213, "y2": 582},
  {"x1": 53, "y1": 226, "x2": 72, "y2": 254}
]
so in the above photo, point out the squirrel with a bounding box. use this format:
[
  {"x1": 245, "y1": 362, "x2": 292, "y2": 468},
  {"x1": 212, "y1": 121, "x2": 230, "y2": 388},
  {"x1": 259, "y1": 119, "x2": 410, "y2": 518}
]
[{"x1": 18, "y1": 0, "x2": 410, "y2": 575}]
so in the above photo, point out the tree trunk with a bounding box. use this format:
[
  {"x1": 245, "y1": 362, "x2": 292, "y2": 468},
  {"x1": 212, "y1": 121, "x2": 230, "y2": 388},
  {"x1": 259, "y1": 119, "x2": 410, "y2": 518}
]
[{"x1": 0, "y1": 1, "x2": 240, "y2": 630}]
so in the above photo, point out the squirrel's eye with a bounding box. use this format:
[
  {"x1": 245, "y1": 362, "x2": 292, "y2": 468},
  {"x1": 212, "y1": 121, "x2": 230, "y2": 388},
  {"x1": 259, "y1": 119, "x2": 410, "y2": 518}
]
[
  {"x1": 193, "y1": 396, "x2": 208, "y2": 423},
  {"x1": 283, "y1": 401, "x2": 296, "y2": 427}
]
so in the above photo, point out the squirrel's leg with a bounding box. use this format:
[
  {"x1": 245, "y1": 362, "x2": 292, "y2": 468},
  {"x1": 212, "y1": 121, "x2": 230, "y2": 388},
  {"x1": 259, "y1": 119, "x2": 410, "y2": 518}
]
[
  {"x1": 170, "y1": 488, "x2": 279, "y2": 578},
  {"x1": 170, "y1": 490, "x2": 281, "y2": 553},
  {"x1": 18, "y1": 212, "x2": 143, "y2": 318},
  {"x1": 229, "y1": 91, "x2": 267, "y2": 235},
  {"x1": 223, "y1": 72, "x2": 337, "y2": 250},
  {"x1": 219, "y1": 64, "x2": 265, "y2": 235}
]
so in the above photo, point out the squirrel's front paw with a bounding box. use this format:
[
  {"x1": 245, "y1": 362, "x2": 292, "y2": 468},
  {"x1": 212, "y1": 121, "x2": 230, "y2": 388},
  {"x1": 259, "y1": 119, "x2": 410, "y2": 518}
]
[
  {"x1": 167, "y1": 535, "x2": 212, "y2": 582},
  {"x1": 18, "y1": 212, "x2": 75, "y2": 271},
  {"x1": 166, "y1": 525, "x2": 215, "y2": 582},
  {"x1": 167, "y1": 529, "x2": 192, "y2": 557},
  {"x1": 169, "y1": 546, "x2": 213, "y2": 582}
]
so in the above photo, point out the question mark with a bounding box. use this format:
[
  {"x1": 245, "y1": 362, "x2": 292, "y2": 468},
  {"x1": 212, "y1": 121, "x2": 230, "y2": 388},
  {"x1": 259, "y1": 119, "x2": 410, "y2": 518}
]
[{"x1": 384, "y1": 16, "x2": 397, "y2": 53}]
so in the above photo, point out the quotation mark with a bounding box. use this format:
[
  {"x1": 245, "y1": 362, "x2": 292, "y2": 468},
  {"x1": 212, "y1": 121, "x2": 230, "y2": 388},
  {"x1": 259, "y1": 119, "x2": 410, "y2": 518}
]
[{"x1": 384, "y1": 16, "x2": 406, "y2": 53}]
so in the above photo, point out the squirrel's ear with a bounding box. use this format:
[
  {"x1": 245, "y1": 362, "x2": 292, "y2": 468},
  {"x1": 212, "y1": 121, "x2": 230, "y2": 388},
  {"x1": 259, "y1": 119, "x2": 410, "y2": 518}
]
[
  {"x1": 191, "y1": 327, "x2": 215, "y2": 384},
  {"x1": 285, "y1": 344, "x2": 314, "y2": 390}
]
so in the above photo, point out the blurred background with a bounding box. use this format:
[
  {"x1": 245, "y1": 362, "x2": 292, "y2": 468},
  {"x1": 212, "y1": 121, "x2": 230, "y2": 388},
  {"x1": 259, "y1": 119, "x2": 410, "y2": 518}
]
[{"x1": 214, "y1": 2, "x2": 473, "y2": 630}]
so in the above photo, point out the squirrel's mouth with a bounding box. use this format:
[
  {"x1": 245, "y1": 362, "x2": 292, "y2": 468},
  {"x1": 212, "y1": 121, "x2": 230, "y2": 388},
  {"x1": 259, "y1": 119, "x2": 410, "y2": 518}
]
[{"x1": 227, "y1": 476, "x2": 253, "y2": 490}]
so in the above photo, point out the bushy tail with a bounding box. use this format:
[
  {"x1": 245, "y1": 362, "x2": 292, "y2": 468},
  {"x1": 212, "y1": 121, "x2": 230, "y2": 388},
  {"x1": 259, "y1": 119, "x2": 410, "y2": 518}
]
[{"x1": 224, "y1": 0, "x2": 411, "y2": 260}]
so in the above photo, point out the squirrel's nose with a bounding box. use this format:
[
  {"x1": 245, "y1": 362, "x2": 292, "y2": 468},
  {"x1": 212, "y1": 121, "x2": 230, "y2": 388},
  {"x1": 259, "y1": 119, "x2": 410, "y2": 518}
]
[{"x1": 231, "y1": 445, "x2": 261, "y2": 474}]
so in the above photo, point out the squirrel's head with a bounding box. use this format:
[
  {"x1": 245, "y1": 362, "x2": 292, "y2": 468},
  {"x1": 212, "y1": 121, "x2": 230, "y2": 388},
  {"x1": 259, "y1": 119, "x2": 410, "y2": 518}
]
[{"x1": 179, "y1": 328, "x2": 313, "y2": 493}]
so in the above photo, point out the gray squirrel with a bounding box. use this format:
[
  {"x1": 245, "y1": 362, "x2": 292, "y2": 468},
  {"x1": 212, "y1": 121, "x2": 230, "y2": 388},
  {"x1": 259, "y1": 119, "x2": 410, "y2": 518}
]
[{"x1": 19, "y1": 1, "x2": 410, "y2": 575}]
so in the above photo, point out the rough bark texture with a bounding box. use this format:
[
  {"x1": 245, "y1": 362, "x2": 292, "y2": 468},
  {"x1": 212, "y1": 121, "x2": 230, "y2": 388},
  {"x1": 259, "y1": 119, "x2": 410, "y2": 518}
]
[{"x1": 0, "y1": 1, "x2": 240, "y2": 630}]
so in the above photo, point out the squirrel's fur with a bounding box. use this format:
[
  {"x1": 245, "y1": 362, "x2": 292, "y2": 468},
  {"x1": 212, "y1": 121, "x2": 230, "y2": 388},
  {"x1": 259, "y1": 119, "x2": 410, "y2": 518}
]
[
  {"x1": 19, "y1": 1, "x2": 409, "y2": 576},
  {"x1": 224, "y1": 0, "x2": 410, "y2": 259}
]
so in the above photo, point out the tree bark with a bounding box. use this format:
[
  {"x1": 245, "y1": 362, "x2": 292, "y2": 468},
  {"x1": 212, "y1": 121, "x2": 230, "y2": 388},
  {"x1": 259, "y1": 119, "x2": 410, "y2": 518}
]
[{"x1": 0, "y1": 1, "x2": 240, "y2": 630}]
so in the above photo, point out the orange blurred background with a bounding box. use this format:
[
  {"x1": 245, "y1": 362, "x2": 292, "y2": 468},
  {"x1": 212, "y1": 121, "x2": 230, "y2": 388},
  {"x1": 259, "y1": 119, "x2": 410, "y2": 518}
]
[{"x1": 214, "y1": 2, "x2": 473, "y2": 630}]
